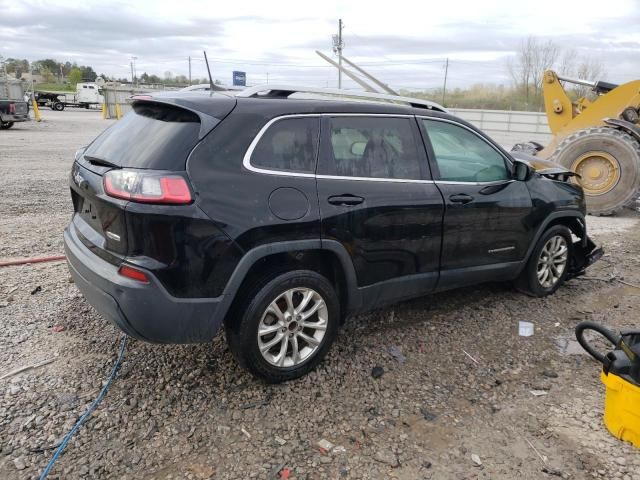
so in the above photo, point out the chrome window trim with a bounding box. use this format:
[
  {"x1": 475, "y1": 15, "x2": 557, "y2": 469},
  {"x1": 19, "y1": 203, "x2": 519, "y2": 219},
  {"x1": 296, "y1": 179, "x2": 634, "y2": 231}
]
[
  {"x1": 318, "y1": 175, "x2": 434, "y2": 184},
  {"x1": 242, "y1": 114, "x2": 319, "y2": 178},
  {"x1": 242, "y1": 113, "x2": 433, "y2": 183},
  {"x1": 322, "y1": 113, "x2": 413, "y2": 118},
  {"x1": 435, "y1": 179, "x2": 515, "y2": 186},
  {"x1": 418, "y1": 116, "x2": 515, "y2": 184}
]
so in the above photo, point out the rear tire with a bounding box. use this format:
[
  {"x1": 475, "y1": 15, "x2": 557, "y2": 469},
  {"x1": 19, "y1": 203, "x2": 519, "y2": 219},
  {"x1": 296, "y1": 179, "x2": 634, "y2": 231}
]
[
  {"x1": 0, "y1": 121, "x2": 14, "y2": 130},
  {"x1": 516, "y1": 225, "x2": 573, "y2": 297},
  {"x1": 552, "y1": 127, "x2": 640, "y2": 215},
  {"x1": 226, "y1": 270, "x2": 340, "y2": 383},
  {"x1": 53, "y1": 102, "x2": 65, "y2": 111}
]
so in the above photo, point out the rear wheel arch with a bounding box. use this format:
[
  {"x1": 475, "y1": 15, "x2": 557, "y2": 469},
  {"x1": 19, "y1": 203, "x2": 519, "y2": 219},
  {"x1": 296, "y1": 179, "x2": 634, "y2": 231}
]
[{"x1": 222, "y1": 241, "x2": 359, "y2": 330}]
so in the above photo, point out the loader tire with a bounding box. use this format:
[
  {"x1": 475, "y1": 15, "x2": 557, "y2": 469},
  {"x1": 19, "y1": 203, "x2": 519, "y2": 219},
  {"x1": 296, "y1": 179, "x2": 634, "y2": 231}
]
[{"x1": 552, "y1": 127, "x2": 640, "y2": 215}]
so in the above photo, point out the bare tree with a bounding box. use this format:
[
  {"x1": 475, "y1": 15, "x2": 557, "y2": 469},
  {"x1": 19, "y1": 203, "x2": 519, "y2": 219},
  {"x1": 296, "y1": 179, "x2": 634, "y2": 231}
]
[
  {"x1": 572, "y1": 57, "x2": 605, "y2": 98},
  {"x1": 557, "y1": 48, "x2": 577, "y2": 77},
  {"x1": 507, "y1": 36, "x2": 610, "y2": 109},
  {"x1": 509, "y1": 36, "x2": 560, "y2": 106},
  {"x1": 530, "y1": 39, "x2": 560, "y2": 95},
  {"x1": 508, "y1": 37, "x2": 534, "y2": 102}
]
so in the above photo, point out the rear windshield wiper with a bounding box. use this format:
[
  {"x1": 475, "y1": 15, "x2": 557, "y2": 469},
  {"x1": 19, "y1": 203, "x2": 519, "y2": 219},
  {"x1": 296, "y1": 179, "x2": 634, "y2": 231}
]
[{"x1": 83, "y1": 155, "x2": 120, "y2": 169}]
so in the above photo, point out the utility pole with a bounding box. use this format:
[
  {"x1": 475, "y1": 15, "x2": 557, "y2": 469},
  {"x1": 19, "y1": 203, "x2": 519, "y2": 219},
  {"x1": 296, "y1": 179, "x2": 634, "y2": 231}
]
[
  {"x1": 332, "y1": 19, "x2": 344, "y2": 89},
  {"x1": 132, "y1": 56, "x2": 138, "y2": 87},
  {"x1": 442, "y1": 58, "x2": 449, "y2": 106},
  {"x1": 130, "y1": 60, "x2": 134, "y2": 85},
  {"x1": 188, "y1": 56, "x2": 192, "y2": 86},
  {"x1": 338, "y1": 19, "x2": 343, "y2": 89}
]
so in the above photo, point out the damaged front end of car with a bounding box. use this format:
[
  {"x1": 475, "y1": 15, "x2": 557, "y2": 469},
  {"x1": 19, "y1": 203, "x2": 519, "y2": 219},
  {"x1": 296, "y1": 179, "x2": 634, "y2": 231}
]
[
  {"x1": 512, "y1": 151, "x2": 580, "y2": 182},
  {"x1": 511, "y1": 151, "x2": 604, "y2": 278},
  {"x1": 569, "y1": 236, "x2": 604, "y2": 279}
]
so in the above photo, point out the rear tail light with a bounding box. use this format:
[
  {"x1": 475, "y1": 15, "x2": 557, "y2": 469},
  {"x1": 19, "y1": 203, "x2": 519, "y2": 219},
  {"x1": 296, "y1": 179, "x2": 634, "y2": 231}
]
[
  {"x1": 103, "y1": 170, "x2": 192, "y2": 204},
  {"x1": 118, "y1": 264, "x2": 150, "y2": 283},
  {"x1": 9, "y1": 103, "x2": 15, "y2": 114}
]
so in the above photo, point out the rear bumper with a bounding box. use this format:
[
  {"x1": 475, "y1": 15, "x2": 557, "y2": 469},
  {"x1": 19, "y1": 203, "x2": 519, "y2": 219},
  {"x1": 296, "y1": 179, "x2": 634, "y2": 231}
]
[
  {"x1": 63, "y1": 224, "x2": 225, "y2": 343},
  {"x1": 1, "y1": 113, "x2": 29, "y2": 123}
]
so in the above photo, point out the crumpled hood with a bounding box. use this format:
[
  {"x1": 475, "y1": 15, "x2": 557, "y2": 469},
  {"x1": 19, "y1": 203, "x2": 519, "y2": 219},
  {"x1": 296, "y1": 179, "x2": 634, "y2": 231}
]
[{"x1": 511, "y1": 151, "x2": 578, "y2": 177}]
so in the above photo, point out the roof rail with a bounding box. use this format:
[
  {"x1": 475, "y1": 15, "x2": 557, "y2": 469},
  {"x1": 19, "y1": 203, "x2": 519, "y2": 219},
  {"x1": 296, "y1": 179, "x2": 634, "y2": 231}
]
[{"x1": 236, "y1": 84, "x2": 447, "y2": 112}]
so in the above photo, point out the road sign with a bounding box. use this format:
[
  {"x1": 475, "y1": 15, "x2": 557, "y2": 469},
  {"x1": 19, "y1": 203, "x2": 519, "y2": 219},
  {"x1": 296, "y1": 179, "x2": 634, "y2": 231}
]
[{"x1": 233, "y1": 71, "x2": 246, "y2": 87}]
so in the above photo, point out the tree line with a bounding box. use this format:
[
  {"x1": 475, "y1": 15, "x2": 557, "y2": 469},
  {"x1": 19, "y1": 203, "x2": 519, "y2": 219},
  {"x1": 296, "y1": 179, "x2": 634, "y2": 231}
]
[
  {"x1": 3, "y1": 58, "x2": 98, "y2": 84},
  {"x1": 3, "y1": 57, "x2": 216, "y2": 87},
  {"x1": 402, "y1": 37, "x2": 606, "y2": 111}
]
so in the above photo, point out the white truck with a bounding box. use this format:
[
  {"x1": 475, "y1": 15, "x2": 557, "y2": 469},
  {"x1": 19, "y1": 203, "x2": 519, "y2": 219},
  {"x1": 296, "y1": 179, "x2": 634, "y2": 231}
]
[{"x1": 35, "y1": 82, "x2": 104, "y2": 111}]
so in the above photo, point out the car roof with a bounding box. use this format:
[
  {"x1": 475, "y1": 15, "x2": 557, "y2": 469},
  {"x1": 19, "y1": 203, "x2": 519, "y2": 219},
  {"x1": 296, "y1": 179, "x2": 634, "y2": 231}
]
[
  {"x1": 236, "y1": 96, "x2": 443, "y2": 116},
  {"x1": 146, "y1": 91, "x2": 460, "y2": 122},
  {"x1": 138, "y1": 91, "x2": 511, "y2": 157}
]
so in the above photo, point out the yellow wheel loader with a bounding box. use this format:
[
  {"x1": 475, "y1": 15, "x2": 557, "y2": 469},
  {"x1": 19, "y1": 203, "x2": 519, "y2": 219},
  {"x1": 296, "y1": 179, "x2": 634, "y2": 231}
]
[{"x1": 513, "y1": 70, "x2": 640, "y2": 215}]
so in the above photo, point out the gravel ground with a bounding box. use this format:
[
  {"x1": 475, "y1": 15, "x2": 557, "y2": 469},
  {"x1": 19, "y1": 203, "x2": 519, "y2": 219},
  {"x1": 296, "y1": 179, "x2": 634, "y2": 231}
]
[{"x1": 1, "y1": 111, "x2": 639, "y2": 480}]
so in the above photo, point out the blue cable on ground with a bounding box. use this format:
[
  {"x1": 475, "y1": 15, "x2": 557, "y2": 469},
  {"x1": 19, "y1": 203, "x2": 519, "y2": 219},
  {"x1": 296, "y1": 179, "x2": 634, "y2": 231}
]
[{"x1": 39, "y1": 334, "x2": 128, "y2": 480}]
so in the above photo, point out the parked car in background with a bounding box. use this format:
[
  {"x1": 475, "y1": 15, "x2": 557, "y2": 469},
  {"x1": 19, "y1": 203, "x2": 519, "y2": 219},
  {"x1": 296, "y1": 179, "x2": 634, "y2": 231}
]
[
  {"x1": 0, "y1": 99, "x2": 29, "y2": 129},
  {"x1": 1, "y1": 77, "x2": 29, "y2": 129},
  {"x1": 64, "y1": 86, "x2": 602, "y2": 383}
]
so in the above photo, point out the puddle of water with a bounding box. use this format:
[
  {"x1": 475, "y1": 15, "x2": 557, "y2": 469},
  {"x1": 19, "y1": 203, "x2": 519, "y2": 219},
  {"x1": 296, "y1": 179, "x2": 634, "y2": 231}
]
[{"x1": 555, "y1": 337, "x2": 589, "y2": 356}]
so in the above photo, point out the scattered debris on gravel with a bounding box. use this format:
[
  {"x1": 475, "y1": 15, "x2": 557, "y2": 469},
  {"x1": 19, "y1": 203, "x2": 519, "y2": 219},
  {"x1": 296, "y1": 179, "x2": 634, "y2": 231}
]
[{"x1": 1, "y1": 111, "x2": 639, "y2": 479}]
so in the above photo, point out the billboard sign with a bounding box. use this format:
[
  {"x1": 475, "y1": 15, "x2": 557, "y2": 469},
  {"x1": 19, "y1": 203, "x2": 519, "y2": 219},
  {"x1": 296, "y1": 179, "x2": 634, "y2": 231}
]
[{"x1": 233, "y1": 71, "x2": 246, "y2": 87}]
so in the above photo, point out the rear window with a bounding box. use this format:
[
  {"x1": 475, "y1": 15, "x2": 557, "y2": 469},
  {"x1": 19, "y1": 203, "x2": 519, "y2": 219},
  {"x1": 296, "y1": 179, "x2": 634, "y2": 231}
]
[
  {"x1": 83, "y1": 102, "x2": 200, "y2": 170},
  {"x1": 250, "y1": 117, "x2": 319, "y2": 174}
]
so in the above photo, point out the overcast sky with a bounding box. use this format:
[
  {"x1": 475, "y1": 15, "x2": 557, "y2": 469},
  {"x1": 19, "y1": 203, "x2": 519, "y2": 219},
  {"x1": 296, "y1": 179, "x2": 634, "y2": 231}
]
[{"x1": 1, "y1": 0, "x2": 638, "y2": 91}]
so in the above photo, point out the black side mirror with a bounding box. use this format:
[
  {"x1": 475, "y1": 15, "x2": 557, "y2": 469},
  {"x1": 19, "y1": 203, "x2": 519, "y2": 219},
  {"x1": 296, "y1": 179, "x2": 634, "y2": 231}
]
[{"x1": 513, "y1": 160, "x2": 534, "y2": 181}]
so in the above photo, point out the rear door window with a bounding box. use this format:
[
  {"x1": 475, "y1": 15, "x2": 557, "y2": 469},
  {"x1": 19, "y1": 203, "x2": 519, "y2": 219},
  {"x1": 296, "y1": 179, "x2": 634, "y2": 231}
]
[
  {"x1": 320, "y1": 116, "x2": 425, "y2": 180},
  {"x1": 83, "y1": 102, "x2": 201, "y2": 170},
  {"x1": 250, "y1": 117, "x2": 320, "y2": 174}
]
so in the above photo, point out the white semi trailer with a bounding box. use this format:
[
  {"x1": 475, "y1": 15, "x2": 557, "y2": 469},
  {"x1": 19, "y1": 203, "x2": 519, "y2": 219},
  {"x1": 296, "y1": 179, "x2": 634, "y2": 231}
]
[{"x1": 34, "y1": 82, "x2": 104, "y2": 111}]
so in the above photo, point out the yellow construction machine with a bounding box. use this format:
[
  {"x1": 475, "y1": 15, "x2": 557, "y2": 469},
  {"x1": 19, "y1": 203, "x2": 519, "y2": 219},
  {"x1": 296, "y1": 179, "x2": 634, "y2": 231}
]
[{"x1": 516, "y1": 70, "x2": 640, "y2": 215}]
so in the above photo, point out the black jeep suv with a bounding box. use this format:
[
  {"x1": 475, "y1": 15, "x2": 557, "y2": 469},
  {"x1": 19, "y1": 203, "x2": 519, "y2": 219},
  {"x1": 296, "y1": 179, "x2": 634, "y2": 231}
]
[{"x1": 64, "y1": 87, "x2": 601, "y2": 382}]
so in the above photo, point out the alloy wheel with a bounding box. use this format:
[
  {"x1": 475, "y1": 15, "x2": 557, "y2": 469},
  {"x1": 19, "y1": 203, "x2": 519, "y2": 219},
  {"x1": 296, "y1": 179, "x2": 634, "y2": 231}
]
[
  {"x1": 537, "y1": 235, "x2": 568, "y2": 288},
  {"x1": 257, "y1": 287, "x2": 328, "y2": 368}
]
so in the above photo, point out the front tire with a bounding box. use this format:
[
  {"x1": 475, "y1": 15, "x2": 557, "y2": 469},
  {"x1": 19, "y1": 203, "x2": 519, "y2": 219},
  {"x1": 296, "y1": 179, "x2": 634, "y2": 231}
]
[
  {"x1": 516, "y1": 225, "x2": 572, "y2": 297},
  {"x1": 226, "y1": 270, "x2": 340, "y2": 383},
  {"x1": 0, "y1": 121, "x2": 14, "y2": 130}
]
